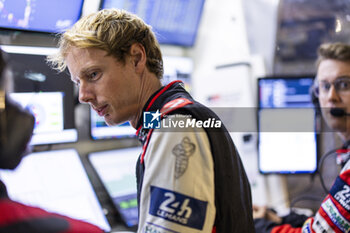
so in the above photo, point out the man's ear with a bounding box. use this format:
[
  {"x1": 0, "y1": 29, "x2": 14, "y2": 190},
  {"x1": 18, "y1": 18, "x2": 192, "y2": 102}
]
[{"x1": 129, "y1": 43, "x2": 146, "y2": 71}]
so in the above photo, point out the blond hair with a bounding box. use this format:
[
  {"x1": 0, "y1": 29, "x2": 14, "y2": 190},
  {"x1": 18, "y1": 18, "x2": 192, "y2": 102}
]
[
  {"x1": 316, "y1": 42, "x2": 350, "y2": 68},
  {"x1": 48, "y1": 9, "x2": 163, "y2": 78}
]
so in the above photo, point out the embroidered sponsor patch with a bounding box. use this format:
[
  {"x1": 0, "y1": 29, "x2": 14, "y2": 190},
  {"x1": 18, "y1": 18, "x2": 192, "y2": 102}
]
[
  {"x1": 301, "y1": 218, "x2": 312, "y2": 233},
  {"x1": 330, "y1": 176, "x2": 350, "y2": 212},
  {"x1": 144, "y1": 222, "x2": 180, "y2": 233},
  {"x1": 321, "y1": 198, "x2": 350, "y2": 232},
  {"x1": 149, "y1": 186, "x2": 207, "y2": 230},
  {"x1": 312, "y1": 212, "x2": 332, "y2": 233},
  {"x1": 160, "y1": 98, "x2": 193, "y2": 116},
  {"x1": 172, "y1": 137, "x2": 196, "y2": 179}
]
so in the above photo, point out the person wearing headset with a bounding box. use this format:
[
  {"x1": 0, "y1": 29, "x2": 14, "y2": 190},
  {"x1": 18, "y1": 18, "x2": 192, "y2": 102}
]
[
  {"x1": 0, "y1": 49, "x2": 104, "y2": 233},
  {"x1": 254, "y1": 42, "x2": 350, "y2": 232}
]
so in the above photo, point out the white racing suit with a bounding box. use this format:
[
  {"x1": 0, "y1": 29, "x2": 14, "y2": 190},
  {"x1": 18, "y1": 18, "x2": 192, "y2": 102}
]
[{"x1": 135, "y1": 81, "x2": 255, "y2": 233}]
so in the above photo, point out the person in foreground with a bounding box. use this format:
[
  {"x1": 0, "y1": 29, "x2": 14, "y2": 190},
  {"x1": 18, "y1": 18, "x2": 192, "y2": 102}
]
[
  {"x1": 48, "y1": 9, "x2": 255, "y2": 233},
  {"x1": 0, "y1": 50, "x2": 103, "y2": 232},
  {"x1": 254, "y1": 42, "x2": 350, "y2": 233}
]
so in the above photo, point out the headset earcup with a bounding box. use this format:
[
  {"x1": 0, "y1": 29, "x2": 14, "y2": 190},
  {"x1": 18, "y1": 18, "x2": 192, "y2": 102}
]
[
  {"x1": 311, "y1": 85, "x2": 321, "y2": 115},
  {"x1": 0, "y1": 100, "x2": 34, "y2": 169}
]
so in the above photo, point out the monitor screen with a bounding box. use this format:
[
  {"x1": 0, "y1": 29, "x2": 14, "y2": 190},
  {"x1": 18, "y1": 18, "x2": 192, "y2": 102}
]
[
  {"x1": 0, "y1": 0, "x2": 84, "y2": 33},
  {"x1": 2, "y1": 45, "x2": 78, "y2": 145},
  {"x1": 0, "y1": 149, "x2": 111, "y2": 232},
  {"x1": 88, "y1": 147, "x2": 141, "y2": 229},
  {"x1": 258, "y1": 76, "x2": 317, "y2": 174},
  {"x1": 100, "y1": 0, "x2": 205, "y2": 47},
  {"x1": 162, "y1": 56, "x2": 193, "y2": 91},
  {"x1": 90, "y1": 108, "x2": 136, "y2": 140}
]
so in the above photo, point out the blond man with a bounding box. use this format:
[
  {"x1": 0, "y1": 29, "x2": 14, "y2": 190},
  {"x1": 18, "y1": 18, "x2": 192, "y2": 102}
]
[{"x1": 49, "y1": 9, "x2": 254, "y2": 233}]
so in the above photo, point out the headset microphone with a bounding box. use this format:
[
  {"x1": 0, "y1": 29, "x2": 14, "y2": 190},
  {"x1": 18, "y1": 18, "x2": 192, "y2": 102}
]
[{"x1": 330, "y1": 108, "x2": 350, "y2": 117}]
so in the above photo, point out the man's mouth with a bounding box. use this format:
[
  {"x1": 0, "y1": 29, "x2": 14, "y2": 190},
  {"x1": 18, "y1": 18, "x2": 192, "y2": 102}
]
[{"x1": 94, "y1": 105, "x2": 108, "y2": 116}]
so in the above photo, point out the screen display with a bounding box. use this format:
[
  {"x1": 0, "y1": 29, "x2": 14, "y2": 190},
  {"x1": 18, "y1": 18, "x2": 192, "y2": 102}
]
[
  {"x1": 90, "y1": 108, "x2": 136, "y2": 140},
  {"x1": 2, "y1": 45, "x2": 78, "y2": 145},
  {"x1": 101, "y1": 0, "x2": 205, "y2": 47},
  {"x1": 0, "y1": 0, "x2": 84, "y2": 33},
  {"x1": 0, "y1": 149, "x2": 111, "y2": 232},
  {"x1": 88, "y1": 147, "x2": 141, "y2": 228},
  {"x1": 162, "y1": 56, "x2": 193, "y2": 91},
  {"x1": 258, "y1": 76, "x2": 317, "y2": 174}
]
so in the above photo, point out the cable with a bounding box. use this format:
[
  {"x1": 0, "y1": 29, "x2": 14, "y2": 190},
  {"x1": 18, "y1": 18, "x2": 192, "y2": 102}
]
[
  {"x1": 289, "y1": 148, "x2": 339, "y2": 212},
  {"x1": 289, "y1": 175, "x2": 316, "y2": 211},
  {"x1": 317, "y1": 147, "x2": 341, "y2": 194},
  {"x1": 290, "y1": 194, "x2": 324, "y2": 210}
]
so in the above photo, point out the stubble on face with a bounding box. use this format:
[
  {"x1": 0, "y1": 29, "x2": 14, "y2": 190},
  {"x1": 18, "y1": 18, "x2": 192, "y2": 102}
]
[{"x1": 65, "y1": 46, "x2": 141, "y2": 127}]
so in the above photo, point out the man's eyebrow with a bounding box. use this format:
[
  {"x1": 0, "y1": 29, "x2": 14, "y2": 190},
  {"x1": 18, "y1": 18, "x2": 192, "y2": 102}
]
[
  {"x1": 70, "y1": 66, "x2": 96, "y2": 83},
  {"x1": 319, "y1": 75, "x2": 350, "y2": 82},
  {"x1": 80, "y1": 66, "x2": 100, "y2": 76},
  {"x1": 337, "y1": 75, "x2": 350, "y2": 79}
]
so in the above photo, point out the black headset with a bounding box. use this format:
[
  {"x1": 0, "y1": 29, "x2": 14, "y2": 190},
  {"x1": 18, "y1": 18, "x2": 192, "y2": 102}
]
[
  {"x1": 0, "y1": 49, "x2": 35, "y2": 170},
  {"x1": 310, "y1": 82, "x2": 321, "y2": 116}
]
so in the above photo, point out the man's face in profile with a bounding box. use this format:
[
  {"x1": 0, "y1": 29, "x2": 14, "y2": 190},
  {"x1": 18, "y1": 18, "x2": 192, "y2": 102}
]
[{"x1": 65, "y1": 46, "x2": 142, "y2": 126}]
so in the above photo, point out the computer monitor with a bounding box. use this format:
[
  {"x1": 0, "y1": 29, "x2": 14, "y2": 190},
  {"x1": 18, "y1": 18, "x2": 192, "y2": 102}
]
[
  {"x1": 0, "y1": 0, "x2": 84, "y2": 33},
  {"x1": 162, "y1": 56, "x2": 193, "y2": 91},
  {"x1": 258, "y1": 76, "x2": 317, "y2": 174},
  {"x1": 100, "y1": 0, "x2": 205, "y2": 47},
  {"x1": 0, "y1": 149, "x2": 111, "y2": 232},
  {"x1": 88, "y1": 147, "x2": 141, "y2": 229},
  {"x1": 90, "y1": 108, "x2": 136, "y2": 140},
  {"x1": 2, "y1": 45, "x2": 78, "y2": 145}
]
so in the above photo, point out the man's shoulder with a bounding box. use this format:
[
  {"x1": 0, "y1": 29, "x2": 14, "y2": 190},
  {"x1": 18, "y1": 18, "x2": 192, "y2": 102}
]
[{"x1": 160, "y1": 97, "x2": 194, "y2": 116}]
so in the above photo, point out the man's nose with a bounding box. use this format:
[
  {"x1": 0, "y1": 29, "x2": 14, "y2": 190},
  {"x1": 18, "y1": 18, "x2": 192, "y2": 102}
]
[
  {"x1": 78, "y1": 82, "x2": 94, "y2": 104},
  {"x1": 327, "y1": 84, "x2": 341, "y2": 101}
]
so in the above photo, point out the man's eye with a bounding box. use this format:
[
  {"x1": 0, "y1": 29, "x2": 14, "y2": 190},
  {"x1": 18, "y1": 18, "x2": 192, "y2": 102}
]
[
  {"x1": 338, "y1": 80, "x2": 350, "y2": 90},
  {"x1": 89, "y1": 71, "x2": 98, "y2": 79},
  {"x1": 320, "y1": 82, "x2": 331, "y2": 91}
]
